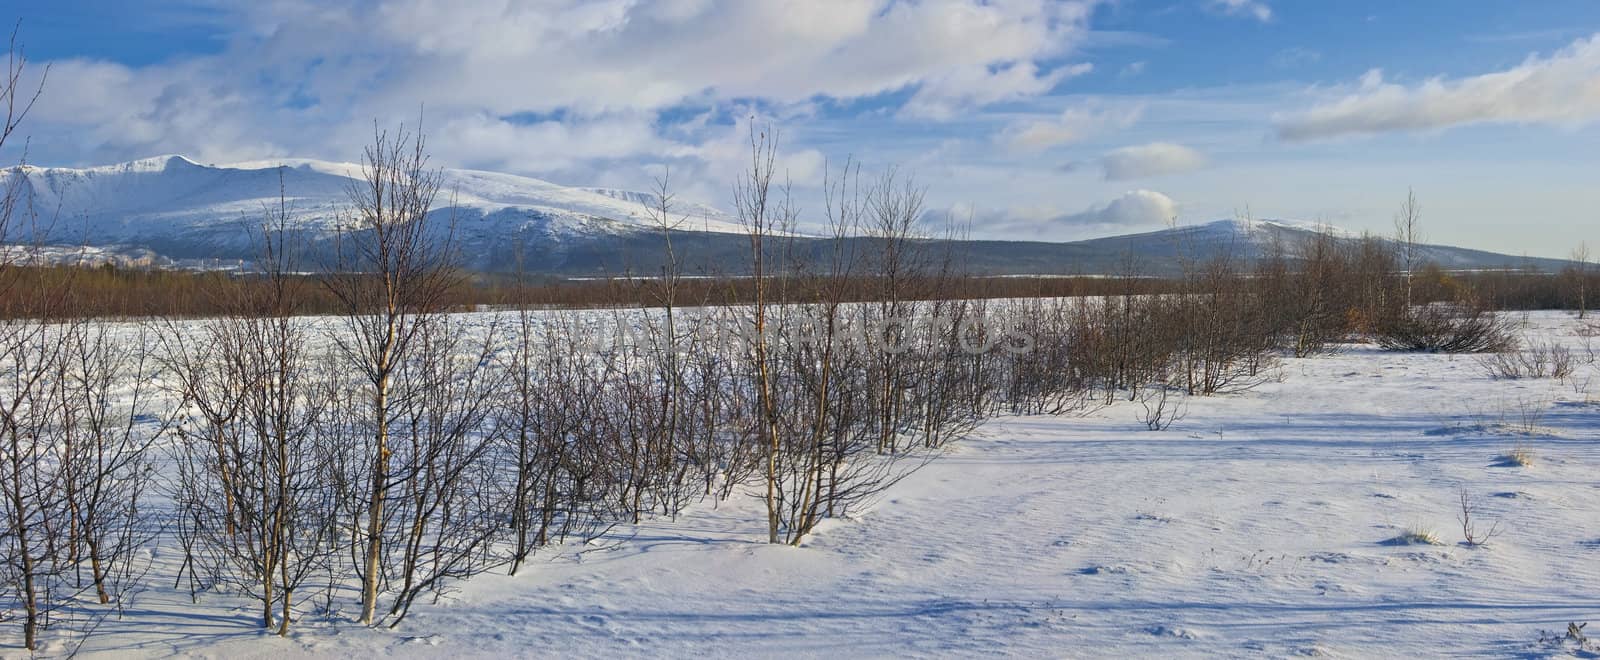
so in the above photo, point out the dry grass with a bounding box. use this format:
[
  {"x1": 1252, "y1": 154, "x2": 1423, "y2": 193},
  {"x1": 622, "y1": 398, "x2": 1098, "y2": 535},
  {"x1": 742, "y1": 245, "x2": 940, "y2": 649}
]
[
  {"x1": 1497, "y1": 446, "x2": 1535, "y2": 468},
  {"x1": 1386, "y1": 526, "x2": 1443, "y2": 546}
]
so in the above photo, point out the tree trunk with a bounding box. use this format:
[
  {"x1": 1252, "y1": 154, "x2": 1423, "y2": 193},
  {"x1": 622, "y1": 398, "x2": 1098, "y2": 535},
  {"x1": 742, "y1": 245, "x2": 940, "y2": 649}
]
[{"x1": 360, "y1": 373, "x2": 390, "y2": 625}]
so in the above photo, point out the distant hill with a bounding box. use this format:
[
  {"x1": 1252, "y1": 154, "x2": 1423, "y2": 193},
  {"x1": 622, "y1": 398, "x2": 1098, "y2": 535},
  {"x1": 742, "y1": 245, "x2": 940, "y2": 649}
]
[{"x1": 0, "y1": 156, "x2": 1576, "y2": 276}]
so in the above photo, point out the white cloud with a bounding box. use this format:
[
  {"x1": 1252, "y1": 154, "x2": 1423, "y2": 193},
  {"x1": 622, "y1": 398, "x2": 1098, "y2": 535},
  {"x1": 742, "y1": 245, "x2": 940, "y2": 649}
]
[
  {"x1": 24, "y1": 0, "x2": 1102, "y2": 186},
  {"x1": 291, "y1": 0, "x2": 1098, "y2": 118},
  {"x1": 1210, "y1": 0, "x2": 1271, "y2": 22},
  {"x1": 1276, "y1": 34, "x2": 1600, "y2": 141},
  {"x1": 901, "y1": 62, "x2": 1092, "y2": 121},
  {"x1": 1100, "y1": 142, "x2": 1207, "y2": 180},
  {"x1": 21, "y1": 58, "x2": 287, "y2": 165},
  {"x1": 998, "y1": 101, "x2": 1144, "y2": 152},
  {"x1": 681, "y1": 120, "x2": 828, "y2": 189},
  {"x1": 959, "y1": 189, "x2": 1178, "y2": 239},
  {"x1": 430, "y1": 113, "x2": 676, "y2": 174},
  {"x1": 1059, "y1": 189, "x2": 1178, "y2": 226}
]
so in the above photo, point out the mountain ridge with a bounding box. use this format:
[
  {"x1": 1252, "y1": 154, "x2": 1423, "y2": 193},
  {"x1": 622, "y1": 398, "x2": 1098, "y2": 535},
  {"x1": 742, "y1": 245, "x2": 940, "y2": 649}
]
[{"x1": 0, "y1": 156, "x2": 1578, "y2": 276}]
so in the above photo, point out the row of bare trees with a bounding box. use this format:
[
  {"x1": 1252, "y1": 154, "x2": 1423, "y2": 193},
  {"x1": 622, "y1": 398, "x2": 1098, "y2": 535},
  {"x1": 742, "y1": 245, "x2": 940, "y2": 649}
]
[
  {"x1": 160, "y1": 128, "x2": 512, "y2": 634},
  {"x1": 0, "y1": 125, "x2": 1005, "y2": 647},
  {"x1": 0, "y1": 41, "x2": 165, "y2": 650},
  {"x1": 0, "y1": 309, "x2": 162, "y2": 650}
]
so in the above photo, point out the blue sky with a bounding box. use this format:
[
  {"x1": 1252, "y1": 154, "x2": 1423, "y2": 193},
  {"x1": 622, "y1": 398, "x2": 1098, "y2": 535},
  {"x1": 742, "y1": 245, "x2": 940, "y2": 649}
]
[{"x1": 8, "y1": 0, "x2": 1600, "y2": 257}]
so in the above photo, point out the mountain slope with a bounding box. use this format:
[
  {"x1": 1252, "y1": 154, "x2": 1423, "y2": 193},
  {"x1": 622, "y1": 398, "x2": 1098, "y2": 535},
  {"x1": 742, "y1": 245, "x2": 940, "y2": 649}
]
[
  {"x1": 0, "y1": 157, "x2": 1576, "y2": 275},
  {"x1": 2, "y1": 155, "x2": 745, "y2": 268},
  {"x1": 1070, "y1": 218, "x2": 1572, "y2": 271}
]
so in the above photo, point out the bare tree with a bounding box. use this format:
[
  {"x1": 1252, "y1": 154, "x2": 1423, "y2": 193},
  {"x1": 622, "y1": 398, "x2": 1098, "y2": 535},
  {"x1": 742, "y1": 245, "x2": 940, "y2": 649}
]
[
  {"x1": 60, "y1": 321, "x2": 165, "y2": 610},
  {"x1": 732, "y1": 124, "x2": 795, "y2": 544},
  {"x1": 160, "y1": 179, "x2": 338, "y2": 635},
  {"x1": 1568, "y1": 242, "x2": 1590, "y2": 319},
  {"x1": 863, "y1": 169, "x2": 929, "y2": 456},
  {"x1": 0, "y1": 26, "x2": 83, "y2": 652},
  {"x1": 319, "y1": 123, "x2": 464, "y2": 624},
  {"x1": 373, "y1": 314, "x2": 504, "y2": 626},
  {"x1": 0, "y1": 35, "x2": 159, "y2": 639},
  {"x1": 1394, "y1": 188, "x2": 1423, "y2": 308}
]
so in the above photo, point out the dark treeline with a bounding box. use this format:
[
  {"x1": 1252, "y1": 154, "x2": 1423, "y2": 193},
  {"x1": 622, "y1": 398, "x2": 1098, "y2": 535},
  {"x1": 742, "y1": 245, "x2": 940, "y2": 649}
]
[
  {"x1": 1, "y1": 258, "x2": 1592, "y2": 320},
  {"x1": 0, "y1": 265, "x2": 1174, "y2": 319}
]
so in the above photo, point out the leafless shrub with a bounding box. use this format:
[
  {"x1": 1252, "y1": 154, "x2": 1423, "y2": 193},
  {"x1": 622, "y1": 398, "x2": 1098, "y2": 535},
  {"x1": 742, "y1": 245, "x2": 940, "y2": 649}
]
[
  {"x1": 1477, "y1": 338, "x2": 1574, "y2": 380},
  {"x1": 0, "y1": 317, "x2": 76, "y2": 651},
  {"x1": 367, "y1": 315, "x2": 505, "y2": 626},
  {"x1": 1005, "y1": 298, "x2": 1094, "y2": 415},
  {"x1": 60, "y1": 322, "x2": 166, "y2": 604},
  {"x1": 158, "y1": 174, "x2": 340, "y2": 635},
  {"x1": 1136, "y1": 385, "x2": 1186, "y2": 431},
  {"x1": 721, "y1": 134, "x2": 997, "y2": 545},
  {"x1": 496, "y1": 311, "x2": 615, "y2": 576},
  {"x1": 1158, "y1": 217, "x2": 1282, "y2": 392},
  {"x1": 1538, "y1": 622, "x2": 1593, "y2": 652},
  {"x1": 1457, "y1": 488, "x2": 1503, "y2": 547},
  {"x1": 1568, "y1": 373, "x2": 1594, "y2": 399},
  {"x1": 1376, "y1": 301, "x2": 1518, "y2": 353},
  {"x1": 1255, "y1": 227, "x2": 1358, "y2": 357},
  {"x1": 1577, "y1": 331, "x2": 1598, "y2": 363},
  {"x1": 0, "y1": 316, "x2": 165, "y2": 650},
  {"x1": 1510, "y1": 397, "x2": 1548, "y2": 436}
]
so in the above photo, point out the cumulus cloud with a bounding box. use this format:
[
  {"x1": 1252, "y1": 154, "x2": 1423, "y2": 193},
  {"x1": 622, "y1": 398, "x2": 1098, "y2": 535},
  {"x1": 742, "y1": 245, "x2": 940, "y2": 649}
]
[
  {"x1": 953, "y1": 189, "x2": 1178, "y2": 240},
  {"x1": 23, "y1": 59, "x2": 287, "y2": 165},
  {"x1": 1058, "y1": 189, "x2": 1178, "y2": 226},
  {"x1": 21, "y1": 0, "x2": 1101, "y2": 191},
  {"x1": 1210, "y1": 0, "x2": 1271, "y2": 22},
  {"x1": 679, "y1": 119, "x2": 828, "y2": 189},
  {"x1": 998, "y1": 102, "x2": 1144, "y2": 152},
  {"x1": 1275, "y1": 34, "x2": 1600, "y2": 141},
  {"x1": 429, "y1": 113, "x2": 678, "y2": 175},
  {"x1": 355, "y1": 0, "x2": 1096, "y2": 115},
  {"x1": 1100, "y1": 142, "x2": 1207, "y2": 180},
  {"x1": 902, "y1": 62, "x2": 1092, "y2": 121}
]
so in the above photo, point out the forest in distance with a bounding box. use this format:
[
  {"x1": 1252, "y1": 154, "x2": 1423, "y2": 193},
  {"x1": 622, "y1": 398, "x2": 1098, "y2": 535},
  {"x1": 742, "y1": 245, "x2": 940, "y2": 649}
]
[{"x1": 1, "y1": 249, "x2": 1596, "y2": 321}]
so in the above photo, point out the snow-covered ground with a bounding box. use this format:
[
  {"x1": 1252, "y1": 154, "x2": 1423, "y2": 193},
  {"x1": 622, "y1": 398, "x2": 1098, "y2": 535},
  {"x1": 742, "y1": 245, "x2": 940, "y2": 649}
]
[{"x1": 43, "y1": 311, "x2": 1600, "y2": 658}]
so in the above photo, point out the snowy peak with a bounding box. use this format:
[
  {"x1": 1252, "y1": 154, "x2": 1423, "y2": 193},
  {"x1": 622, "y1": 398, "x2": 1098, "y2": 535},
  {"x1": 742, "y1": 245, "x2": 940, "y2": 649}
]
[
  {"x1": 0, "y1": 155, "x2": 749, "y2": 265},
  {"x1": 131, "y1": 154, "x2": 205, "y2": 172},
  {"x1": 15, "y1": 154, "x2": 201, "y2": 175},
  {"x1": 1185, "y1": 218, "x2": 1356, "y2": 241}
]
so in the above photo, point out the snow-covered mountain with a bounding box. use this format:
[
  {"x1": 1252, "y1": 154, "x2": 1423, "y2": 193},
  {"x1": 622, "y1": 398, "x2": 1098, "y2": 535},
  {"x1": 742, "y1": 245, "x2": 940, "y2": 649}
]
[
  {"x1": 1, "y1": 155, "x2": 745, "y2": 269},
  {"x1": 1075, "y1": 218, "x2": 1575, "y2": 273},
  {"x1": 0, "y1": 157, "x2": 1575, "y2": 275}
]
